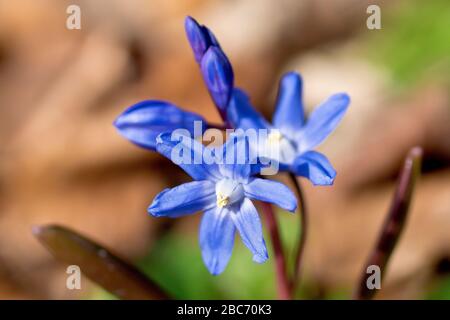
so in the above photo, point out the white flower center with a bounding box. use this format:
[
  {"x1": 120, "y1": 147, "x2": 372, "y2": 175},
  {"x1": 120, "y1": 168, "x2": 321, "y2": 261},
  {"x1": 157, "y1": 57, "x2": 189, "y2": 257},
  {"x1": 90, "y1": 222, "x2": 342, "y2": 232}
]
[
  {"x1": 215, "y1": 179, "x2": 244, "y2": 208},
  {"x1": 267, "y1": 131, "x2": 283, "y2": 144},
  {"x1": 264, "y1": 131, "x2": 297, "y2": 164}
]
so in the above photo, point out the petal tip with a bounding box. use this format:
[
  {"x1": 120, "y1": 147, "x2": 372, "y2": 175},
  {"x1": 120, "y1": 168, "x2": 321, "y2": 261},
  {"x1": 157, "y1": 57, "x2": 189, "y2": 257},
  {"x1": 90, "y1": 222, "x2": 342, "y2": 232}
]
[
  {"x1": 156, "y1": 132, "x2": 173, "y2": 146},
  {"x1": 334, "y1": 92, "x2": 351, "y2": 108},
  {"x1": 209, "y1": 268, "x2": 222, "y2": 276},
  {"x1": 310, "y1": 174, "x2": 336, "y2": 186},
  {"x1": 147, "y1": 206, "x2": 158, "y2": 217},
  {"x1": 147, "y1": 195, "x2": 164, "y2": 217},
  {"x1": 205, "y1": 258, "x2": 225, "y2": 276},
  {"x1": 184, "y1": 15, "x2": 196, "y2": 25},
  {"x1": 112, "y1": 116, "x2": 121, "y2": 129},
  {"x1": 287, "y1": 202, "x2": 298, "y2": 213},
  {"x1": 252, "y1": 252, "x2": 268, "y2": 264},
  {"x1": 283, "y1": 71, "x2": 302, "y2": 83}
]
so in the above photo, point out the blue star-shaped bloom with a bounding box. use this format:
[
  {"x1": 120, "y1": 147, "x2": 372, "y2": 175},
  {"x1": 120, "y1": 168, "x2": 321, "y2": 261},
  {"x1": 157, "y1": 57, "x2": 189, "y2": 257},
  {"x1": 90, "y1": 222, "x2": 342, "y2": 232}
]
[
  {"x1": 148, "y1": 133, "x2": 297, "y2": 275},
  {"x1": 183, "y1": 17, "x2": 350, "y2": 185},
  {"x1": 227, "y1": 72, "x2": 350, "y2": 185}
]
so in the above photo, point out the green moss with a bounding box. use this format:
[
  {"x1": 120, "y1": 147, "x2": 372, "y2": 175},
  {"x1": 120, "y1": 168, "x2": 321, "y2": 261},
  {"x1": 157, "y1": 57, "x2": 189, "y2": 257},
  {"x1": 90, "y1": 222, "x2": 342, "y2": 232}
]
[{"x1": 365, "y1": 0, "x2": 450, "y2": 89}]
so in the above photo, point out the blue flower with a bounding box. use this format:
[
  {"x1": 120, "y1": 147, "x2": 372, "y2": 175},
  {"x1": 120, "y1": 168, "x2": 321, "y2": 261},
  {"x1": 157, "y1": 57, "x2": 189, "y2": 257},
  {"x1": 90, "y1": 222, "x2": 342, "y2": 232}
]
[
  {"x1": 185, "y1": 16, "x2": 234, "y2": 121},
  {"x1": 114, "y1": 100, "x2": 206, "y2": 150},
  {"x1": 227, "y1": 72, "x2": 350, "y2": 186},
  {"x1": 148, "y1": 133, "x2": 297, "y2": 275},
  {"x1": 184, "y1": 18, "x2": 349, "y2": 185}
]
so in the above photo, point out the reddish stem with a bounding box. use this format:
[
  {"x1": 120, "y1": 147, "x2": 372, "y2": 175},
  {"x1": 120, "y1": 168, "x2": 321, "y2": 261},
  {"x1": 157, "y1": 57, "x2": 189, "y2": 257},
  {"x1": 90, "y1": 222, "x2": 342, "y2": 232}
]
[
  {"x1": 289, "y1": 173, "x2": 307, "y2": 294},
  {"x1": 261, "y1": 201, "x2": 292, "y2": 300},
  {"x1": 353, "y1": 147, "x2": 422, "y2": 299}
]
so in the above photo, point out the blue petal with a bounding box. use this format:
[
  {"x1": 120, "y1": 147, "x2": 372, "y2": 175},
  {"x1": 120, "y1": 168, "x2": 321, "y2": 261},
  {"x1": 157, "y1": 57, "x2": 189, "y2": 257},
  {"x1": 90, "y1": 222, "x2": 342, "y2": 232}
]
[
  {"x1": 227, "y1": 88, "x2": 271, "y2": 130},
  {"x1": 296, "y1": 93, "x2": 349, "y2": 153},
  {"x1": 184, "y1": 16, "x2": 217, "y2": 64},
  {"x1": 272, "y1": 72, "x2": 304, "y2": 139},
  {"x1": 244, "y1": 178, "x2": 297, "y2": 212},
  {"x1": 114, "y1": 100, "x2": 205, "y2": 150},
  {"x1": 291, "y1": 151, "x2": 336, "y2": 186},
  {"x1": 216, "y1": 134, "x2": 251, "y2": 182},
  {"x1": 156, "y1": 132, "x2": 221, "y2": 181},
  {"x1": 231, "y1": 199, "x2": 268, "y2": 263},
  {"x1": 148, "y1": 180, "x2": 216, "y2": 217},
  {"x1": 200, "y1": 207, "x2": 236, "y2": 275},
  {"x1": 201, "y1": 47, "x2": 234, "y2": 115}
]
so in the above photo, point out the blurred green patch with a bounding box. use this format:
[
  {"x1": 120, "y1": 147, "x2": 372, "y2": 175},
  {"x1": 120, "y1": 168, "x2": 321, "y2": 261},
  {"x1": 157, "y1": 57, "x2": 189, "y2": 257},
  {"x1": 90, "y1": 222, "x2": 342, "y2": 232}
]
[
  {"x1": 426, "y1": 275, "x2": 450, "y2": 300},
  {"x1": 366, "y1": 0, "x2": 450, "y2": 88},
  {"x1": 89, "y1": 288, "x2": 118, "y2": 300},
  {"x1": 137, "y1": 209, "x2": 303, "y2": 300},
  {"x1": 134, "y1": 210, "x2": 344, "y2": 299},
  {"x1": 137, "y1": 221, "x2": 278, "y2": 299}
]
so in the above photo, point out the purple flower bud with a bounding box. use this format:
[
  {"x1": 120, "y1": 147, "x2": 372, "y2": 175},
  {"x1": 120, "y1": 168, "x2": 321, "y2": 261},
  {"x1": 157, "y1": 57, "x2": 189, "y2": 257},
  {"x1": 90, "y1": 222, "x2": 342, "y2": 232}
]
[
  {"x1": 201, "y1": 47, "x2": 234, "y2": 116},
  {"x1": 185, "y1": 16, "x2": 215, "y2": 64},
  {"x1": 202, "y1": 25, "x2": 221, "y2": 48}
]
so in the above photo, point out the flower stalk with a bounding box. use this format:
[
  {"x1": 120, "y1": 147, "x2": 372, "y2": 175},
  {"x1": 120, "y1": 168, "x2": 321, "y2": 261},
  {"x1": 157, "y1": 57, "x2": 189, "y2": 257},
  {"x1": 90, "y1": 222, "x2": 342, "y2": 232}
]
[
  {"x1": 353, "y1": 146, "x2": 422, "y2": 300},
  {"x1": 289, "y1": 173, "x2": 308, "y2": 294},
  {"x1": 261, "y1": 201, "x2": 292, "y2": 300}
]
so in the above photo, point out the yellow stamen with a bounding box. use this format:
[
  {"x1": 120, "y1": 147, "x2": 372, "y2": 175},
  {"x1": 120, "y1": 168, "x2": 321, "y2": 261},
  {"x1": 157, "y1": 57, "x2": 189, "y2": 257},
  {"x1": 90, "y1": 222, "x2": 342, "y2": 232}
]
[
  {"x1": 216, "y1": 193, "x2": 229, "y2": 208},
  {"x1": 268, "y1": 131, "x2": 283, "y2": 144}
]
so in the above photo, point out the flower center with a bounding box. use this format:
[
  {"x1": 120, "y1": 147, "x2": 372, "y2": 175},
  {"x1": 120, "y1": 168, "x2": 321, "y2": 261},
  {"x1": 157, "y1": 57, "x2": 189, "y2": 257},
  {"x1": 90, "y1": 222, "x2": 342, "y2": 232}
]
[
  {"x1": 267, "y1": 131, "x2": 283, "y2": 144},
  {"x1": 215, "y1": 179, "x2": 244, "y2": 208},
  {"x1": 216, "y1": 194, "x2": 229, "y2": 207},
  {"x1": 263, "y1": 131, "x2": 297, "y2": 164}
]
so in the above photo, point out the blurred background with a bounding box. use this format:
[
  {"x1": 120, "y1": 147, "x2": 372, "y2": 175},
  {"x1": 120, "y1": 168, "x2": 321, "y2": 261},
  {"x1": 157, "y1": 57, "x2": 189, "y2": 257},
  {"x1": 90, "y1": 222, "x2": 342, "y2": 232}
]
[{"x1": 0, "y1": 0, "x2": 449, "y2": 299}]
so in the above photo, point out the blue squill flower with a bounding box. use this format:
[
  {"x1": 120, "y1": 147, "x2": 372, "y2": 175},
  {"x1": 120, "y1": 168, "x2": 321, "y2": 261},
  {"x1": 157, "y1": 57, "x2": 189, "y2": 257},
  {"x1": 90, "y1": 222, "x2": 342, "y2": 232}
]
[
  {"x1": 148, "y1": 133, "x2": 297, "y2": 275},
  {"x1": 227, "y1": 72, "x2": 350, "y2": 186},
  {"x1": 114, "y1": 100, "x2": 206, "y2": 150},
  {"x1": 185, "y1": 16, "x2": 234, "y2": 121}
]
